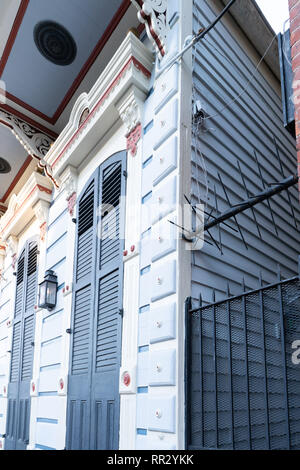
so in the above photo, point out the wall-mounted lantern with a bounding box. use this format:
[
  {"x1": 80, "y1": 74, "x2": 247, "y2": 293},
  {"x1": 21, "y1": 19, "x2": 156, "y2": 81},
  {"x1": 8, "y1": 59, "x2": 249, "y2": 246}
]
[{"x1": 38, "y1": 269, "x2": 58, "y2": 311}]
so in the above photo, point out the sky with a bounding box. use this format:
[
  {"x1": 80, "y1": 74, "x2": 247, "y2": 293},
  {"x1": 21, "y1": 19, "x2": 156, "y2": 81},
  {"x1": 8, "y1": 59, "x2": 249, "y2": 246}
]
[{"x1": 255, "y1": 0, "x2": 290, "y2": 33}]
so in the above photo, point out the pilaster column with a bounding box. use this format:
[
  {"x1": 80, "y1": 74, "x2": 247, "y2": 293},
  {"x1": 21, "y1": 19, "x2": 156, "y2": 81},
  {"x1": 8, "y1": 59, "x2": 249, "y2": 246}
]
[{"x1": 116, "y1": 86, "x2": 148, "y2": 450}]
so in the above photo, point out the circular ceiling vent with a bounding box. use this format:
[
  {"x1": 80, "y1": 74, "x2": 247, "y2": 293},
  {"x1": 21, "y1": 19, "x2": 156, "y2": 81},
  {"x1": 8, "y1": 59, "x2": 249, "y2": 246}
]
[
  {"x1": 0, "y1": 158, "x2": 11, "y2": 174},
  {"x1": 34, "y1": 21, "x2": 77, "y2": 66}
]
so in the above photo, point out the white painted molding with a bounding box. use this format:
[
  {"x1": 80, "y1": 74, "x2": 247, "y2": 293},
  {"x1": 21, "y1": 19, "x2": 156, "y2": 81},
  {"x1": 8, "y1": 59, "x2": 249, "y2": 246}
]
[
  {"x1": 45, "y1": 32, "x2": 153, "y2": 178},
  {"x1": 0, "y1": 172, "x2": 53, "y2": 242},
  {"x1": 131, "y1": 0, "x2": 168, "y2": 59}
]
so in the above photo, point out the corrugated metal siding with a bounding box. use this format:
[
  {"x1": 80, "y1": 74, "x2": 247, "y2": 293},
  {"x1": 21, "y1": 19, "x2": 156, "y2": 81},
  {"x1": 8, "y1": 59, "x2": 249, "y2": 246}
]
[{"x1": 191, "y1": 0, "x2": 300, "y2": 303}]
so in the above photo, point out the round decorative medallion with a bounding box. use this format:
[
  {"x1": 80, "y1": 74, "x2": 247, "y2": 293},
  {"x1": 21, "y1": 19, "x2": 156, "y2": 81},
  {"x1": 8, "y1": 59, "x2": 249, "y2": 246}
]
[
  {"x1": 34, "y1": 21, "x2": 77, "y2": 66},
  {"x1": 0, "y1": 157, "x2": 11, "y2": 174}
]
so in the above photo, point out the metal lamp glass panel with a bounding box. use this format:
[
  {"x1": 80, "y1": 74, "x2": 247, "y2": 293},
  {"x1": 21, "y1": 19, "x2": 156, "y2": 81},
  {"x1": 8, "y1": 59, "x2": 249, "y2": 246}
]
[
  {"x1": 38, "y1": 280, "x2": 47, "y2": 308},
  {"x1": 46, "y1": 281, "x2": 57, "y2": 308},
  {"x1": 38, "y1": 270, "x2": 58, "y2": 310}
]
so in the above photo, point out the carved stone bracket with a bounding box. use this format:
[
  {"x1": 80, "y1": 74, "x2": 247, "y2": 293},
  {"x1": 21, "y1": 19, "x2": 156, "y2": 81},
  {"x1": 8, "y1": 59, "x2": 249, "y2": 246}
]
[
  {"x1": 131, "y1": 0, "x2": 168, "y2": 60},
  {"x1": 6, "y1": 235, "x2": 18, "y2": 270},
  {"x1": 0, "y1": 245, "x2": 6, "y2": 280},
  {"x1": 33, "y1": 200, "x2": 51, "y2": 242},
  {"x1": 60, "y1": 166, "x2": 78, "y2": 217},
  {"x1": 116, "y1": 87, "x2": 145, "y2": 157}
]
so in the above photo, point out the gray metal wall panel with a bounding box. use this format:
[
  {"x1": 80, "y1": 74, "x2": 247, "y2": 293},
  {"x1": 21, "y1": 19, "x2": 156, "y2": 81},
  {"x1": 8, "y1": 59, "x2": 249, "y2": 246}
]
[{"x1": 192, "y1": 0, "x2": 300, "y2": 303}]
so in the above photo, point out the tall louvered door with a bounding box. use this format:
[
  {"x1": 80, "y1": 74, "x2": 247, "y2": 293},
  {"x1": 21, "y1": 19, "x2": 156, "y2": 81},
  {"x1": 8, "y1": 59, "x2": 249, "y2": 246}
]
[
  {"x1": 6, "y1": 240, "x2": 38, "y2": 450},
  {"x1": 66, "y1": 176, "x2": 98, "y2": 450},
  {"x1": 91, "y1": 155, "x2": 125, "y2": 450},
  {"x1": 67, "y1": 152, "x2": 126, "y2": 450}
]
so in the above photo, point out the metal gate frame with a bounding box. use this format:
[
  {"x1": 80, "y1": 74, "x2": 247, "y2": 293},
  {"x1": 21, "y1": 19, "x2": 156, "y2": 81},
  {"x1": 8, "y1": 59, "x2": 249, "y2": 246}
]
[{"x1": 185, "y1": 261, "x2": 300, "y2": 450}]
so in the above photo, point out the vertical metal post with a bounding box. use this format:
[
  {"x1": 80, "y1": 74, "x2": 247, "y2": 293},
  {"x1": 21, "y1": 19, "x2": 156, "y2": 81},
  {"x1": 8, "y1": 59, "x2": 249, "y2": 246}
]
[
  {"x1": 184, "y1": 297, "x2": 192, "y2": 450},
  {"x1": 242, "y1": 291, "x2": 252, "y2": 448},
  {"x1": 278, "y1": 278, "x2": 291, "y2": 450},
  {"x1": 212, "y1": 291, "x2": 218, "y2": 448},
  {"x1": 199, "y1": 294, "x2": 204, "y2": 449},
  {"x1": 259, "y1": 275, "x2": 270, "y2": 449},
  {"x1": 226, "y1": 295, "x2": 234, "y2": 449}
]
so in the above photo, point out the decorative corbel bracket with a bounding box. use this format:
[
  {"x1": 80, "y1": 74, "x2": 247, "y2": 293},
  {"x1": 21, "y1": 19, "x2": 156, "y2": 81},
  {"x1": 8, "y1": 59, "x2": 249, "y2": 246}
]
[
  {"x1": 0, "y1": 109, "x2": 60, "y2": 189},
  {"x1": 0, "y1": 245, "x2": 6, "y2": 281},
  {"x1": 33, "y1": 200, "x2": 51, "y2": 242},
  {"x1": 131, "y1": 0, "x2": 168, "y2": 60},
  {"x1": 116, "y1": 87, "x2": 146, "y2": 157},
  {"x1": 6, "y1": 235, "x2": 18, "y2": 270},
  {"x1": 60, "y1": 166, "x2": 78, "y2": 217}
]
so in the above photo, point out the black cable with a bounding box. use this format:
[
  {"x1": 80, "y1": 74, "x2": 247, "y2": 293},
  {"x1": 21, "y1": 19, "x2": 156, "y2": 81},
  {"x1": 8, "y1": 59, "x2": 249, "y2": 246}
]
[{"x1": 195, "y1": 0, "x2": 237, "y2": 42}]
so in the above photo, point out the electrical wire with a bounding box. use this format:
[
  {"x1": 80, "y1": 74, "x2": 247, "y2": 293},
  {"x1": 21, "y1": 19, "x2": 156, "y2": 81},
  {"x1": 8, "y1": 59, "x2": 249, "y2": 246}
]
[
  {"x1": 203, "y1": 33, "x2": 277, "y2": 121},
  {"x1": 156, "y1": 0, "x2": 237, "y2": 78}
]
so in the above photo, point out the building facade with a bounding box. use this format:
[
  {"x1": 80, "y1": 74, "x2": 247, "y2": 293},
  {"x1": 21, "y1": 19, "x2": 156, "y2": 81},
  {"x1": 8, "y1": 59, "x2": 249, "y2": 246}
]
[{"x1": 0, "y1": 0, "x2": 299, "y2": 451}]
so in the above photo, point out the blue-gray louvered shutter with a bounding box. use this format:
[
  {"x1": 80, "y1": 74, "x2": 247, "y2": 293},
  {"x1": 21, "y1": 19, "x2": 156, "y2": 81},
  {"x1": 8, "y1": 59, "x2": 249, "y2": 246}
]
[
  {"x1": 66, "y1": 178, "x2": 96, "y2": 450},
  {"x1": 90, "y1": 156, "x2": 125, "y2": 450},
  {"x1": 6, "y1": 240, "x2": 38, "y2": 450},
  {"x1": 14, "y1": 251, "x2": 25, "y2": 319},
  {"x1": 22, "y1": 241, "x2": 37, "y2": 380},
  {"x1": 71, "y1": 180, "x2": 95, "y2": 375},
  {"x1": 96, "y1": 161, "x2": 122, "y2": 372}
]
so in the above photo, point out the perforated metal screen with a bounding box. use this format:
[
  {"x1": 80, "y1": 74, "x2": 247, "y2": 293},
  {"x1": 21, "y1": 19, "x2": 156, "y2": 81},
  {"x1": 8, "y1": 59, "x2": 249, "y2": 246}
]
[{"x1": 186, "y1": 277, "x2": 300, "y2": 450}]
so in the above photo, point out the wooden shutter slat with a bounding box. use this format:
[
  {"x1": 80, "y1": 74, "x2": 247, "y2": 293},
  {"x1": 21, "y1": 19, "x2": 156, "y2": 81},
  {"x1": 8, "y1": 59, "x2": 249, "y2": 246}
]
[
  {"x1": 10, "y1": 322, "x2": 21, "y2": 383},
  {"x1": 71, "y1": 286, "x2": 91, "y2": 375},
  {"x1": 21, "y1": 315, "x2": 34, "y2": 381}
]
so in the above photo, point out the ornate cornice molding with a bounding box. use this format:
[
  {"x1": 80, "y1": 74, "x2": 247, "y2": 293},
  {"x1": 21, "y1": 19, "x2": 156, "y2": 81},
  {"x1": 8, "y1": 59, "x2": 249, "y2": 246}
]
[
  {"x1": 0, "y1": 172, "x2": 53, "y2": 242},
  {"x1": 44, "y1": 32, "x2": 153, "y2": 178},
  {"x1": 131, "y1": 0, "x2": 168, "y2": 60}
]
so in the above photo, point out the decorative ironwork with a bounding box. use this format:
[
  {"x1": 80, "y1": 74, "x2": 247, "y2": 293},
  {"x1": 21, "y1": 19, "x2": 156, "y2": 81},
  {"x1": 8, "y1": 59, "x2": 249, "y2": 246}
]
[
  {"x1": 0, "y1": 109, "x2": 60, "y2": 188},
  {"x1": 131, "y1": 0, "x2": 168, "y2": 60}
]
